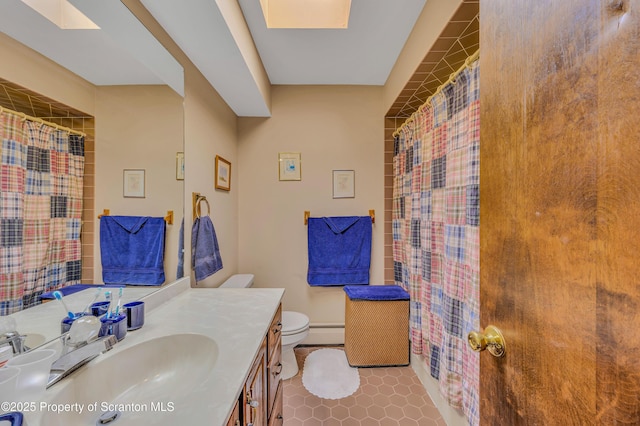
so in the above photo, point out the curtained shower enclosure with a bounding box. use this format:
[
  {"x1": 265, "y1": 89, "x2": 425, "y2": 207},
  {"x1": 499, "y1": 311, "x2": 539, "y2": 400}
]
[
  {"x1": 393, "y1": 55, "x2": 479, "y2": 425},
  {"x1": 0, "y1": 109, "x2": 85, "y2": 315}
]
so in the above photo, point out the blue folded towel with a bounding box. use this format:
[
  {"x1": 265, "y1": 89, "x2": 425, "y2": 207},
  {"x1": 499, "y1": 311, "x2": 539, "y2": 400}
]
[
  {"x1": 191, "y1": 215, "x2": 223, "y2": 282},
  {"x1": 100, "y1": 216, "x2": 166, "y2": 285},
  {"x1": 307, "y1": 216, "x2": 372, "y2": 286},
  {"x1": 343, "y1": 285, "x2": 410, "y2": 301}
]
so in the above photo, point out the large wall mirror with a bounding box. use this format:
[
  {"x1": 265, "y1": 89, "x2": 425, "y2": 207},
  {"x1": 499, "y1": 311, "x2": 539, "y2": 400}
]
[{"x1": 0, "y1": 1, "x2": 184, "y2": 348}]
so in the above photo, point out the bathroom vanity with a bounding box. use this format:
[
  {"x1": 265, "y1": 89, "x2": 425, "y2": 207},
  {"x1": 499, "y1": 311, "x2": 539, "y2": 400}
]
[
  {"x1": 228, "y1": 305, "x2": 283, "y2": 426},
  {"x1": 18, "y1": 279, "x2": 285, "y2": 426}
]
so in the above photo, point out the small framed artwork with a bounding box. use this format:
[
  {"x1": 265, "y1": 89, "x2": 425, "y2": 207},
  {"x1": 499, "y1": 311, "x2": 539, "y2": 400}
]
[
  {"x1": 176, "y1": 152, "x2": 185, "y2": 180},
  {"x1": 215, "y1": 155, "x2": 231, "y2": 191},
  {"x1": 279, "y1": 152, "x2": 301, "y2": 181},
  {"x1": 333, "y1": 170, "x2": 355, "y2": 198},
  {"x1": 123, "y1": 169, "x2": 145, "y2": 198}
]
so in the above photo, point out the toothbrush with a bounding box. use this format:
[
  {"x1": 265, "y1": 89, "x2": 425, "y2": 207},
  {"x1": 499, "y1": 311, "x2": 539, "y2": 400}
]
[
  {"x1": 114, "y1": 287, "x2": 123, "y2": 318},
  {"x1": 104, "y1": 291, "x2": 112, "y2": 318},
  {"x1": 82, "y1": 287, "x2": 102, "y2": 314},
  {"x1": 53, "y1": 291, "x2": 75, "y2": 319}
]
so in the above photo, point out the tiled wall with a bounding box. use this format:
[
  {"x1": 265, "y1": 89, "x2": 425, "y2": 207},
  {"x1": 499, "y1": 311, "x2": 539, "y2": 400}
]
[
  {"x1": 383, "y1": 1, "x2": 479, "y2": 283},
  {"x1": 0, "y1": 79, "x2": 95, "y2": 283}
]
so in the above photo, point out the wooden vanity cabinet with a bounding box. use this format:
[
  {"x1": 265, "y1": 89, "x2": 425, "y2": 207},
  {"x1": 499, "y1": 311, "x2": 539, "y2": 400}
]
[
  {"x1": 225, "y1": 395, "x2": 241, "y2": 426},
  {"x1": 267, "y1": 383, "x2": 283, "y2": 426},
  {"x1": 245, "y1": 341, "x2": 267, "y2": 426},
  {"x1": 228, "y1": 304, "x2": 283, "y2": 426},
  {"x1": 267, "y1": 305, "x2": 283, "y2": 424}
]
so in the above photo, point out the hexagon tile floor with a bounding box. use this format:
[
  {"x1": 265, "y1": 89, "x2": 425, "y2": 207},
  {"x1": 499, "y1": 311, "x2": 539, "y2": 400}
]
[{"x1": 282, "y1": 346, "x2": 447, "y2": 426}]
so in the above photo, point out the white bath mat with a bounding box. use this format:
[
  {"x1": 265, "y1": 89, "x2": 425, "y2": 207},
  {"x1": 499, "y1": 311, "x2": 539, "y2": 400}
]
[{"x1": 302, "y1": 348, "x2": 360, "y2": 399}]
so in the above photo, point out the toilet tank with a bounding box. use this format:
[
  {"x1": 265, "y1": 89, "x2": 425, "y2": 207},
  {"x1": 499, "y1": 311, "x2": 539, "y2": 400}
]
[{"x1": 219, "y1": 274, "x2": 255, "y2": 288}]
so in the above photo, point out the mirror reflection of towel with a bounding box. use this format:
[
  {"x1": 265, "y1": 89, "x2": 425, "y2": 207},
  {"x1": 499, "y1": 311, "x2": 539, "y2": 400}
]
[
  {"x1": 191, "y1": 215, "x2": 223, "y2": 282},
  {"x1": 177, "y1": 218, "x2": 184, "y2": 279},
  {"x1": 100, "y1": 216, "x2": 166, "y2": 285},
  {"x1": 307, "y1": 216, "x2": 372, "y2": 286}
]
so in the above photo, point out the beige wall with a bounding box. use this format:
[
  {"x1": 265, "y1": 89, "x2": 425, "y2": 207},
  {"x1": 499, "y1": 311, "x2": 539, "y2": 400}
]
[
  {"x1": 182, "y1": 66, "x2": 240, "y2": 288},
  {"x1": 237, "y1": 85, "x2": 384, "y2": 340},
  {"x1": 93, "y1": 85, "x2": 184, "y2": 284},
  {"x1": 121, "y1": 0, "x2": 242, "y2": 287}
]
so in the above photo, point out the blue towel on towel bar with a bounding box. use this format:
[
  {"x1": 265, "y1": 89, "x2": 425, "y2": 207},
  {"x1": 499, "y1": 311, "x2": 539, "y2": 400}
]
[
  {"x1": 100, "y1": 216, "x2": 166, "y2": 285},
  {"x1": 307, "y1": 216, "x2": 372, "y2": 286},
  {"x1": 191, "y1": 215, "x2": 223, "y2": 282}
]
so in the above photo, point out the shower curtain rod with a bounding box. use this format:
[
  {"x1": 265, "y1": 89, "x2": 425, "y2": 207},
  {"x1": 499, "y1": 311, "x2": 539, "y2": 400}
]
[
  {"x1": 392, "y1": 49, "x2": 480, "y2": 138},
  {"x1": 0, "y1": 106, "x2": 87, "y2": 137}
]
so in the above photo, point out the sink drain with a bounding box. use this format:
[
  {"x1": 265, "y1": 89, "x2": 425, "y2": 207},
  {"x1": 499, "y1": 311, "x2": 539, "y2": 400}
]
[{"x1": 96, "y1": 410, "x2": 121, "y2": 425}]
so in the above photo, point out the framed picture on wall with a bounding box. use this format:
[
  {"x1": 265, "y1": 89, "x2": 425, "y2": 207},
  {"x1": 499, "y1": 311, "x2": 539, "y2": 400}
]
[
  {"x1": 333, "y1": 170, "x2": 355, "y2": 198},
  {"x1": 123, "y1": 169, "x2": 145, "y2": 198},
  {"x1": 279, "y1": 152, "x2": 301, "y2": 181},
  {"x1": 215, "y1": 155, "x2": 231, "y2": 191},
  {"x1": 176, "y1": 152, "x2": 185, "y2": 180}
]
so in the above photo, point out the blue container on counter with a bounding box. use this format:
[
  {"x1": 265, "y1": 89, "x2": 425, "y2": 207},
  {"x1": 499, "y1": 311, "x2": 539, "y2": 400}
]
[
  {"x1": 99, "y1": 314, "x2": 127, "y2": 341},
  {"x1": 90, "y1": 301, "x2": 111, "y2": 317}
]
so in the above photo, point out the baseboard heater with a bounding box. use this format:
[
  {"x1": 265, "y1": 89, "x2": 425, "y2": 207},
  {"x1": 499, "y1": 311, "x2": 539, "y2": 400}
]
[{"x1": 305, "y1": 323, "x2": 345, "y2": 345}]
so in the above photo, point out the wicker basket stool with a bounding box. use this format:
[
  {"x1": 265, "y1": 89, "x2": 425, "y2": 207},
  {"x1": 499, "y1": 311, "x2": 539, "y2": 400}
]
[{"x1": 343, "y1": 285, "x2": 410, "y2": 367}]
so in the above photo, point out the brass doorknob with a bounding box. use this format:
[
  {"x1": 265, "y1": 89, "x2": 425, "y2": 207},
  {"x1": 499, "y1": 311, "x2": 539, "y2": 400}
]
[{"x1": 468, "y1": 325, "x2": 506, "y2": 357}]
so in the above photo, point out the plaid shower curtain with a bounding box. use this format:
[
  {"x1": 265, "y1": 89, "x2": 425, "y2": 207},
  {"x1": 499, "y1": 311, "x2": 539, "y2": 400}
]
[
  {"x1": 0, "y1": 112, "x2": 84, "y2": 315},
  {"x1": 393, "y1": 59, "x2": 480, "y2": 425}
]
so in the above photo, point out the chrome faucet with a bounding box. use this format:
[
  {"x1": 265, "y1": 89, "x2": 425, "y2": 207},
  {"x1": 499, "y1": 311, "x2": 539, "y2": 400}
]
[
  {"x1": 47, "y1": 334, "x2": 117, "y2": 388},
  {"x1": 0, "y1": 331, "x2": 27, "y2": 354}
]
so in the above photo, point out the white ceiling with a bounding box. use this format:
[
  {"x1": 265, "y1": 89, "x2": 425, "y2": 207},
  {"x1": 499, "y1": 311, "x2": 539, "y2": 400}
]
[{"x1": 0, "y1": 0, "x2": 427, "y2": 117}]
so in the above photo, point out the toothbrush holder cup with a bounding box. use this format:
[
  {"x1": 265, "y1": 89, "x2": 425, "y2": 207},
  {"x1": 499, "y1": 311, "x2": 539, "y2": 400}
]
[
  {"x1": 123, "y1": 301, "x2": 145, "y2": 331},
  {"x1": 90, "y1": 301, "x2": 111, "y2": 317},
  {"x1": 99, "y1": 314, "x2": 127, "y2": 341}
]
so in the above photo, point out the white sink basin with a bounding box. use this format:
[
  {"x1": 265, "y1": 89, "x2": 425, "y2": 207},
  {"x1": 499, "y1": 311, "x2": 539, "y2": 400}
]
[{"x1": 41, "y1": 333, "x2": 218, "y2": 425}]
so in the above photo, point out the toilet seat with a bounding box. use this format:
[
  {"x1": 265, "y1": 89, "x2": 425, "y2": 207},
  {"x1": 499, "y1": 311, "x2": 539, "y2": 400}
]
[{"x1": 282, "y1": 311, "x2": 309, "y2": 335}]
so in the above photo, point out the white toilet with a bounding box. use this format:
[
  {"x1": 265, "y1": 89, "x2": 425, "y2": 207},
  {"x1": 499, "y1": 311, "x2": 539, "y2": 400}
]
[{"x1": 220, "y1": 274, "x2": 309, "y2": 380}]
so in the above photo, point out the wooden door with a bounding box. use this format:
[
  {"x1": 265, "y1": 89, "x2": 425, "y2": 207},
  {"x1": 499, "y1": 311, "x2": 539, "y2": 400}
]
[{"x1": 480, "y1": 0, "x2": 640, "y2": 424}]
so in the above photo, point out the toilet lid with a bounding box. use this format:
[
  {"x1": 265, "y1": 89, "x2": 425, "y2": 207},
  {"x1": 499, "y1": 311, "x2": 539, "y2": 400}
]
[{"x1": 282, "y1": 311, "x2": 309, "y2": 335}]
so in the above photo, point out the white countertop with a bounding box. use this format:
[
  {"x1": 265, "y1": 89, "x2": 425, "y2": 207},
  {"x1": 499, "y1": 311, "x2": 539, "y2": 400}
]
[
  {"x1": 6, "y1": 285, "x2": 160, "y2": 347},
  {"x1": 20, "y1": 279, "x2": 285, "y2": 426}
]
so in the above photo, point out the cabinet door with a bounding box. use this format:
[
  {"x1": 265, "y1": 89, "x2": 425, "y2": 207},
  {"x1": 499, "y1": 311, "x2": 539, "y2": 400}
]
[
  {"x1": 267, "y1": 341, "x2": 282, "y2": 418},
  {"x1": 267, "y1": 383, "x2": 283, "y2": 426},
  {"x1": 245, "y1": 341, "x2": 267, "y2": 426},
  {"x1": 267, "y1": 305, "x2": 282, "y2": 364},
  {"x1": 226, "y1": 396, "x2": 241, "y2": 426}
]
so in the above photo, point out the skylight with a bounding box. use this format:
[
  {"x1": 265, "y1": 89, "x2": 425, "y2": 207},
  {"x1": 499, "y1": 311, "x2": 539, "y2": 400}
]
[
  {"x1": 259, "y1": 0, "x2": 351, "y2": 29},
  {"x1": 20, "y1": 0, "x2": 99, "y2": 29}
]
